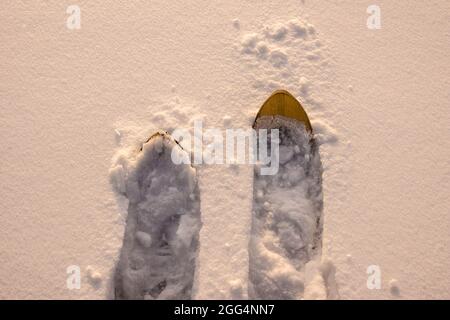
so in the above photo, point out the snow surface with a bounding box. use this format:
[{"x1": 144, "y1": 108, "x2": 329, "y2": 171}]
[{"x1": 0, "y1": 1, "x2": 449, "y2": 299}]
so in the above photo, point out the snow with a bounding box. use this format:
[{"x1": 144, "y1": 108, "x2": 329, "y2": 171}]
[
  {"x1": 86, "y1": 266, "x2": 103, "y2": 288},
  {"x1": 389, "y1": 279, "x2": 401, "y2": 297},
  {"x1": 1, "y1": 1, "x2": 449, "y2": 299},
  {"x1": 112, "y1": 133, "x2": 201, "y2": 299},
  {"x1": 250, "y1": 116, "x2": 325, "y2": 299}
]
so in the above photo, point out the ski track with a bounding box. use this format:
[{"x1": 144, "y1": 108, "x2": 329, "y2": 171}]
[
  {"x1": 250, "y1": 116, "x2": 325, "y2": 299},
  {"x1": 237, "y1": 18, "x2": 341, "y2": 299},
  {"x1": 111, "y1": 133, "x2": 201, "y2": 299},
  {"x1": 108, "y1": 18, "x2": 340, "y2": 300}
]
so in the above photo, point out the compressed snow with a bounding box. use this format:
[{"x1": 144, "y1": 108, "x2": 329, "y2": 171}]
[
  {"x1": 135, "y1": 231, "x2": 152, "y2": 248},
  {"x1": 112, "y1": 133, "x2": 201, "y2": 299},
  {"x1": 249, "y1": 115, "x2": 328, "y2": 299}
]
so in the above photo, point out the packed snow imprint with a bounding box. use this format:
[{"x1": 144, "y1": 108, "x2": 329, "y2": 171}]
[
  {"x1": 250, "y1": 116, "x2": 323, "y2": 299},
  {"x1": 112, "y1": 133, "x2": 201, "y2": 299}
]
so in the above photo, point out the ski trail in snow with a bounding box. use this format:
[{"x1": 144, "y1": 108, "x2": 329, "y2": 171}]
[
  {"x1": 237, "y1": 18, "x2": 342, "y2": 299},
  {"x1": 250, "y1": 116, "x2": 324, "y2": 299},
  {"x1": 111, "y1": 132, "x2": 201, "y2": 299}
]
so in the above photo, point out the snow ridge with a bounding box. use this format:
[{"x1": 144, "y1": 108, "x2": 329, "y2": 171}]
[{"x1": 112, "y1": 132, "x2": 202, "y2": 299}]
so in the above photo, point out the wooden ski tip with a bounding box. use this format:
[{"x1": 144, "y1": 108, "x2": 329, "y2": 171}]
[
  {"x1": 139, "y1": 131, "x2": 185, "y2": 152},
  {"x1": 253, "y1": 89, "x2": 313, "y2": 133}
]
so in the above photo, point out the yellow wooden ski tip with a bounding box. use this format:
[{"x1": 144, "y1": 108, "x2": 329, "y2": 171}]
[{"x1": 253, "y1": 90, "x2": 312, "y2": 133}]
